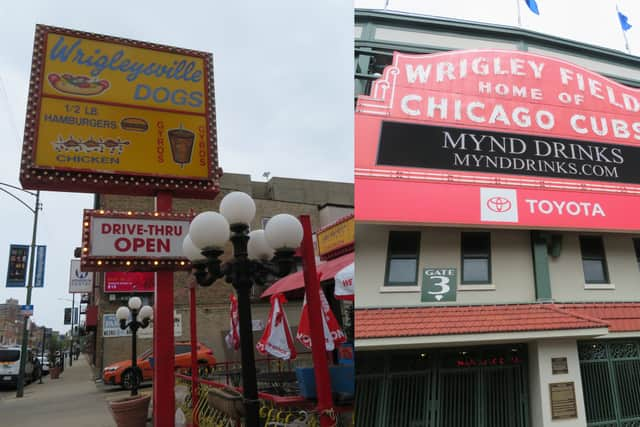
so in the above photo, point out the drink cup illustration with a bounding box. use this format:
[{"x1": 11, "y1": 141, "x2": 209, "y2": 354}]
[{"x1": 168, "y1": 128, "x2": 195, "y2": 167}]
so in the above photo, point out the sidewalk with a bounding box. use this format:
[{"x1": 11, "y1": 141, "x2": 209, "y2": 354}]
[{"x1": 0, "y1": 355, "x2": 129, "y2": 427}]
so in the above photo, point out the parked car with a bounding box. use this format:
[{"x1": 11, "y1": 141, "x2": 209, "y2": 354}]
[
  {"x1": 102, "y1": 342, "x2": 216, "y2": 390},
  {"x1": 0, "y1": 346, "x2": 36, "y2": 387},
  {"x1": 36, "y1": 355, "x2": 49, "y2": 375}
]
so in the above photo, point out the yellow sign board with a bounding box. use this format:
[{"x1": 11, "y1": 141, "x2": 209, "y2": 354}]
[
  {"x1": 21, "y1": 25, "x2": 218, "y2": 197},
  {"x1": 37, "y1": 97, "x2": 208, "y2": 177},
  {"x1": 317, "y1": 216, "x2": 355, "y2": 257}
]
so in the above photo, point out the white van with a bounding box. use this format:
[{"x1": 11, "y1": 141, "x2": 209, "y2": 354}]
[{"x1": 0, "y1": 346, "x2": 35, "y2": 387}]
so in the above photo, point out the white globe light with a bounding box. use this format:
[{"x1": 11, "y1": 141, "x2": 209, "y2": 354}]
[
  {"x1": 247, "y1": 230, "x2": 275, "y2": 261},
  {"x1": 115, "y1": 306, "x2": 130, "y2": 321},
  {"x1": 264, "y1": 214, "x2": 303, "y2": 250},
  {"x1": 189, "y1": 211, "x2": 230, "y2": 250},
  {"x1": 138, "y1": 305, "x2": 153, "y2": 322},
  {"x1": 182, "y1": 236, "x2": 206, "y2": 262},
  {"x1": 128, "y1": 296, "x2": 142, "y2": 311},
  {"x1": 220, "y1": 192, "x2": 256, "y2": 226}
]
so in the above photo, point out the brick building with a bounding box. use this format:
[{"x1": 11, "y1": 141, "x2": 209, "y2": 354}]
[
  {"x1": 88, "y1": 173, "x2": 353, "y2": 373},
  {"x1": 0, "y1": 298, "x2": 20, "y2": 345}
]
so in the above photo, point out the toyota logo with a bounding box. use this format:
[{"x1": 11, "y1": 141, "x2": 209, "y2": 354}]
[{"x1": 487, "y1": 196, "x2": 512, "y2": 213}]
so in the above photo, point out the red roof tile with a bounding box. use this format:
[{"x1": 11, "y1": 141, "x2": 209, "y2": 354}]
[
  {"x1": 355, "y1": 304, "x2": 608, "y2": 339},
  {"x1": 557, "y1": 302, "x2": 640, "y2": 333}
]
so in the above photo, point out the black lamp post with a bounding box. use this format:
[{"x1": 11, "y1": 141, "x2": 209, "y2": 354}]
[
  {"x1": 115, "y1": 297, "x2": 153, "y2": 397},
  {"x1": 182, "y1": 191, "x2": 302, "y2": 427}
]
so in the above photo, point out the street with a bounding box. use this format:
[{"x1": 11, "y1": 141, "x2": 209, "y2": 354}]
[{"x1": 0, "y1": 355, "x2": 151, "y2": 427}]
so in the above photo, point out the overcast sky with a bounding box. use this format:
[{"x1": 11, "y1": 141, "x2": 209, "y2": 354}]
[
  {"x1": 356, "y1": 0, "x2": 640, "y2": 55},
  {"x1": 0, "y1": 0, "x2": 352, "y2": 334}
]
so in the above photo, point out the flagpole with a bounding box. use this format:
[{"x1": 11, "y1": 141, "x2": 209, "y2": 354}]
[
  {"x1": 299, "y1": 215, "x2": 336, "y2": 427},
  {"x1": 516, "y1": 0, "x2": 522, "y2": 27},
  {"x1": 617, "y1": 4, "x2": 632, "y2": 54}
]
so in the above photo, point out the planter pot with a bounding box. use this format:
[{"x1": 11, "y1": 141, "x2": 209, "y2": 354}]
[
  {"x1": 50, "y1": 367, "x2": 61, "y2": 379},
  {"x1": 108, "y1": 394, "x2": 151, "y2": 427},
  {"x1": 207, "y1": 386, "x2": 245, "y2": 420}
]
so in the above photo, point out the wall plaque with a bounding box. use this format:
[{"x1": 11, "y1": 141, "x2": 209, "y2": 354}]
[
  {"x1": 551, "y1": 357, "x2": 568, "y2": 375},
  {"x1": 550, "y1": 382, "x2": 578, "y2": 420}
]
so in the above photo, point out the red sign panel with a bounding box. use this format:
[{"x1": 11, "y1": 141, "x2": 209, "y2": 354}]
[
  {"x1": 355, "y1": 50, "x2": 640, "y2": 231},
  {"x1": 356, "y1": 178, "x2": 640, "y2": 232},
  {"x1": 105, "y1": 272, "x2": 155, "y2": 293}
]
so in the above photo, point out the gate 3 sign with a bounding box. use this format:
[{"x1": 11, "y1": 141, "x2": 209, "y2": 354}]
[
  {"x1": 422, "y1": 268, "x2": 457, "y2": 303},
  {"x1": 81, "y1": 209, "x2": 192, "y2": 271},
  {"x1": 20, "y1": 25, "x2": 219, "y2": 198}
]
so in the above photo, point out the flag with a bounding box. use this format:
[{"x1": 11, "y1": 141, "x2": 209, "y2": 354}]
[
  {"x1": 619, "y1": 10, "x2": 632, "y2": 31},
  {"x1": 256, "y1": 294, "x2": 297, "y2": 360},
  {"x1": 224, "y1": 294, "x2": 240, "y2": 351},
  {"x1": 525, "y1": 0, "x2": 539, "y2": 15},
  {"x1": 297, "y1": 288, "x2": 346, "y2": 351}
]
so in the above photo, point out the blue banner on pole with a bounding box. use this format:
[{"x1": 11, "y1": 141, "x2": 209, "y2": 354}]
[
  {"x1": 6, "y1": 244, "x2": 29, "y2": 287},
  {"x1": 34, "y1": 245, "x2": 46, "y2": 287}
]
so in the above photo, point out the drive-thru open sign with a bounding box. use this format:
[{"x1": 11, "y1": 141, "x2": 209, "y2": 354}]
[{"x1": 81, "y1": 210, "x2": 192, "y2": 271}]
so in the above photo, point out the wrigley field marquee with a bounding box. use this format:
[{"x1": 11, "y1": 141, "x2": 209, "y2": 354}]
[{"x1": 355, "y1": 49, "x2": 640, "y2": 232}]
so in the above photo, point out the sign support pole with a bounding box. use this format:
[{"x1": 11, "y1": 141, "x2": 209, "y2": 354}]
[
  {"x1": 16, "y1": 190, "x2": 40, "y2": 398},
  {"x1": 154, "y1": 191, "x2": 175, "y2": 427}
]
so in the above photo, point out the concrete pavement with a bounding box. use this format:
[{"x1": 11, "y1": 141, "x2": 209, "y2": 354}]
[{"x1": 0, "y1": 355, "x2": 146, "y2": 427}]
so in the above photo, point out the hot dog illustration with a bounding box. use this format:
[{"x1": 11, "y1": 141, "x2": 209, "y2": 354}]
[{"x1": 48, "y1": 73, "x2": 109, "y2": 96}]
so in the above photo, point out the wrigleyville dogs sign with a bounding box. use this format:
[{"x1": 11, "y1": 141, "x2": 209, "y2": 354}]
[
  {"x1": 355, "y1": 50, "x2": 640, "y2": 231},
  {"x1": 20, "y1": 25, "x2": 220, "y2": 198}
]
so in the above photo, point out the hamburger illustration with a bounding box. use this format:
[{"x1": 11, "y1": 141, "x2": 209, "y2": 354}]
[{"x1": 120, "y1": 117, "x2": 149, "y2": 132}]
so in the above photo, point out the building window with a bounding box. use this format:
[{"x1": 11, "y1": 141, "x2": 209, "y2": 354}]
[
  {"x1": 384, "y1": 231, "x2": 420, "y2": 286},
  {"x1": 461, "y1": 232, "x2": 491, "y2": 284},
  {"x1": 580, "y1": 236, "x2": 609, "y2": 284},
  {"x1": 634, "y1": 239, "x2": 640, "y2": 270}
]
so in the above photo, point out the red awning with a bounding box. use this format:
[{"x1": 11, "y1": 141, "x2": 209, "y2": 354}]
[{"x1": 261, "y1": 252, "x2": 354, "y2": 298}]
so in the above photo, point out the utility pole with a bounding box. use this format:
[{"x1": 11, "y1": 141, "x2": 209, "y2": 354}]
[
  {"x1": 16, "y1": 190, "x2": 40, "y2": 398},
  {"x1": 69, "y1": 294, "x2": 75, "y2": 367}
]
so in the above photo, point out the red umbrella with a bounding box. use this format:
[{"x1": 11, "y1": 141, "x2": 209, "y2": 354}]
[
  {"x1": 256, "y1": 294, "x2": 297, "y2": 360},
  {"x1": 334, "y1": 262, "x2": 354, "y2": 301},
  {"x1": 297, "y1": 287, "x2": 346, "y2": 351}
]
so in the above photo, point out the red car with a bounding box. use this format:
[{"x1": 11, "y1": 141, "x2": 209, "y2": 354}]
[{"x1": 102, "y1": 342, "x2": 215, "y2": 389}]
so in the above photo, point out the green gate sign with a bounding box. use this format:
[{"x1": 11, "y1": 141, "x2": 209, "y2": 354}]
[{"x1": 422, "y1": 268, "x2": 457, "y2": 302}]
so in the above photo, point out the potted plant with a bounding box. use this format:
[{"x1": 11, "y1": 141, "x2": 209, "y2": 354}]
[
  {"x1": 108, "y1": 393, "x2": 151, "y2": 427},
  {"x1": 107, "y1": 297, "x2": 153, "y2": 427},
  {"x1": 48, "y1": 335, "x2": 62, "y2": 379}
]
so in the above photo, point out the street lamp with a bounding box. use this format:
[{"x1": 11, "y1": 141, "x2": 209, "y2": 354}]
[
  {"x1": 116, "y1": 297, "x2": 153, "y2": 396},
  {"x1": 182, "y1": 191, "x2": 302, "y2": 427},
  {"x1": 58, "y1": 296, "x2": 76, "y2": 367}
]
